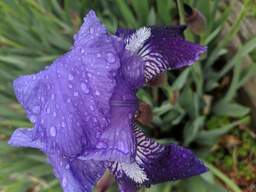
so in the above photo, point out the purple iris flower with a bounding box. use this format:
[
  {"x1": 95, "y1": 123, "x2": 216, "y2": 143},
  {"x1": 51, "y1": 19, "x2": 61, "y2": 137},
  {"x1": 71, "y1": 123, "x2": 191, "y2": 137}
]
[{"x1": 9, "y1": 10, "x2": 207, "y2": 192}]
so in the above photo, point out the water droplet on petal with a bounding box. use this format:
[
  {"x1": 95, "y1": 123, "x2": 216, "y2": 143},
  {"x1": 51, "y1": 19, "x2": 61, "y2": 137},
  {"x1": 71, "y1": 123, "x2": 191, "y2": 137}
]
[
  {"x1": 95, "y1": 90, "x2": 100, "y2": 96},
  {"x1": 90, "y1": 106, "x2": 94, "y2": 111},
  {"x1": 97, "y1": 53, "x2": 101, "y2": 58},
  {"x1": 68, "y1": 74, "x2": 74, "y2": 81},
  {"x1": 89, "y1": 27, "x2": 94, "y2": 34},
  {"x1": 74, "y1": 92, "x2": 79, "y2": 96},
  {"x1": 68, "y1": 84, "x2": 73, "y2": 89},
  {"x1": 50, "y1": 126, "x2": 56, "y2": 137},
  {"x1": 62, "y1": 177, "x2": 67, "y2": 187},
  {"x1": 32, "y1": 106, "x2": 40, "y2": 113},
  {"x1": 81, "y1": 49, "x2": 85, "y2": 54},
  {"x1": 30, "y1": 115, "x2": 36, "y2": 123},
  {"x1": 53, "y1": 112, "x2": 57, "y2": 117},
  {"x1": 80, "y1": 83, "x2": 89, "y2": 94},
  {"x1": 106, "y1": 52, "x2": 116, "y2": 63},
  {"x1": 65, "y1": 164, "x2": 70, "y2": 169},
  {"x1": 61, "y1": 122, "x2": 66, "y2": 127}
]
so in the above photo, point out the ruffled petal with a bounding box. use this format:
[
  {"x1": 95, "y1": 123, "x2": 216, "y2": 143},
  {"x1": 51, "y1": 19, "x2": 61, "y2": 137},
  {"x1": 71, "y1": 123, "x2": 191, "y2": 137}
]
[
  {"x1": 8, "y1": 128, "x2": 44, "y2": 149},
  {"x1": 10, "y1": 10, "x2": 122, "y2": 156},
  {"x1": 109, "y1": 126, "x2": 207, "y2": 188},
  {"x1": 116, "y1": 26, "x2": 206, "y2": 82},
  {"x1": 79, "y1": 107, "x2": 136, "y2": 163},
  {"x1": 79, "y1": 49, "x2": 144, "y2": 163},
  {"x1": 48, "y1": 154, "x2": 105, "y2": 192}
]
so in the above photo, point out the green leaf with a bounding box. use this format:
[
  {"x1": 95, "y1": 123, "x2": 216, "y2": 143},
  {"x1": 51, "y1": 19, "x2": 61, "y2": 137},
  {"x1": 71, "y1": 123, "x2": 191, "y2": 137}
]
[
  {"x1": 213, "y1": 101, "x2": 250, "y2": 118},
  {"x1": 184, "y1": 116, "x2": 205, "y2": 145},
  {"x1": 172, "y1": 68, "x2": 190, "y2": 90}
]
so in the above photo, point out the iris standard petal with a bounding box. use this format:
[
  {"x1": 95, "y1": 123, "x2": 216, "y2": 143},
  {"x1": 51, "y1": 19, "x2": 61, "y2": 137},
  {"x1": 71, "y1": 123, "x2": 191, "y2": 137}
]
[
  {"x1": 79, "y1": 52, "x2": 144, "y2": 163},
  {"x1": 110, "y1": 126, "x2": 208, "y2": 188},
  {"x1": 10, "y1": 10, "x2": 122, "y2": 157},
  {"x1": 48, "y1": 154, "x2": 105, "y2": 192},
  {"x1": 116, "y1": 26, "x2": 206, "y2": 82},
  {"x1": 8, "y1": 128, "x2": 44, "y2": 149}
]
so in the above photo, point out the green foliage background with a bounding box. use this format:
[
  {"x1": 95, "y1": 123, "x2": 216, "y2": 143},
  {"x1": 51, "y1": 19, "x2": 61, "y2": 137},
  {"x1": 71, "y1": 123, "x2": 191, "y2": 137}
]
[{"x1": 0, "y1": 0, "x2": 255, "y2": 192}]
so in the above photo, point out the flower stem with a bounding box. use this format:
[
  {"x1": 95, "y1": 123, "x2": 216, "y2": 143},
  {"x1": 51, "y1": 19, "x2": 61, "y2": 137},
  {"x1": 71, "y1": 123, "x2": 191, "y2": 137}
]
[
  {"x1": 176, "y1": 0, "x2": 186, "y2": 25},
  {"x1": 205, "y1": 162, "x2": 242, "y2": 192}
]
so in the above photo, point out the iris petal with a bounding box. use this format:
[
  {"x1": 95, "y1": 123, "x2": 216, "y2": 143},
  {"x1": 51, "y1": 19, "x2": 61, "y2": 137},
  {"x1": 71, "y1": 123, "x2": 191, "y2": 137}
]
[
  {"x1": 48, "y1": 154, "x2": 105, "y2": 192},
  {"x1": 10, "y1": 10, "x2": 122, "y2": 156},
  {"x1": 116, "y1": 26, "x2": 206, "y2": 82},
  {"x1": 110, "y1": 126, "x2": 208, "y2": 188},
  {"x1": 8, "y1": 128, "x2": 43, "y2": 149}
]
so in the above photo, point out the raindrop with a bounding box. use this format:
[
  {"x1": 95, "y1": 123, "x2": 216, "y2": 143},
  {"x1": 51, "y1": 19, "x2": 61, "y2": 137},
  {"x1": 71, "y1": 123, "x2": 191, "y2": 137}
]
[
  {"x1": 97, "y1": 53, "x2": 101, "y2": 58},
  {"x1": 90, "y1": 105, "x2": 94, "y2": 111},
  {"x1": 32, "y1": 106, "x2": 40, "y2": 113},
  {"x1": 61, "y1": 122, "x2": 66, "y2": 127},
  {"x1": 62, "y1": 177, "x2": 67, "y2": 187},
  {"x1": 65, "y1": 164, "x2": 70, "y2": 170},
  {"x1": 81, "y1": 49, "x2": 85, "y2": 54},
  {"x1": 95, "y1": 90, "x2": 100, "y2": 96},
  {"x1": 30, "y1": 115, "x2": 36, "y2": 123},
  {"x1": 68, "y1": 84, "x2": 73, "y2": 89},
  {"x1": 68, "y1": 74, "x2": 74, "y2": 81},
  {"x1": 106, "y1": 52, "x2": 116, "y2": 63},
  {"x1": 80, "y1": 83, "x2": 89, "y2": 94},
  {"x1": 74, "y1": 92, "x2": 79, "y2": 96},
  {"x1": 89, "y1": 27, "x2": 94, "y2": 34},
  {"x1": 50, "y1": 126, "x2": 56, "y2": 137}
]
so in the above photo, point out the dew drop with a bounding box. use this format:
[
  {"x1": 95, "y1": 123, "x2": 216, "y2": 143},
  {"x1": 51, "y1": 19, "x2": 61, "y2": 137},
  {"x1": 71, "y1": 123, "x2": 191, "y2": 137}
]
[
  {"x1": 106, "y1": 52, "x2": 115, "y2": 63},
  {"x1": 81, "y1": 49, "x2": 85, "y2": 54},
  {"x1": 95, "y1": 90, "x2": 100, "y2": 96},
  {"x1": 62, "y1": 177, "x2": 67, "y2": 187},
  {"x1": 68, "y1": 74, "x2": 74, "y2": 81},
  {"x1": 74, "y1": 92, "x2": 79, "y2": 96},
  {"x1": 68, "y1": 84, "x2": 73, "y2": 89},
  {"x1": 32, "y1": 106, "x2": 40, "y2": 113},
  {"x1": 50, "y1": 126, "x2": 56, "y2": 137},
  {"x1": 90, "y1": 105, "x2": 94, "y2": 111},
  {"x1": 30, "y1": 115, "x2": 36, "y2": 123},
  {"x1": 61, "y1": 122, "x2": 66, "y2": 127},
  {"x1": 53, "y1": 112, "x2": 57, "y2": 117},
  {"x1": 65, "y1": 164, "x2": 70, "y2": 170},
  {"x1": 97, "y1": 53, "x2": 101, "y2": 58},
  {"x1": 80, "y1": 83, "x2": 89, "y2": 94},
  {"x1": 89, "y1": 27, "x2": 94, "y2": 34}
]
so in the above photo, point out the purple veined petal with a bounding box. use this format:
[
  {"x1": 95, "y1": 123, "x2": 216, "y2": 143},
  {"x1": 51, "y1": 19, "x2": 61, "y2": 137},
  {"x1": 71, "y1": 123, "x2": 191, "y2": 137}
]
[
  {"x1": 116, "y1": 26, "x2": 207, "y2": 82},
  {"x1": 135, "y1": 126, "x2": 208, "y2": 184},
  {"x1": 109, "y1": 126, "x2": 208, "y2": 188},
  {"x1": 48, "y1": 154, "x2": 105, "y2": 192},
  {"x1": 8, "y1": 128, "x2": 44, "y2": 149},
  {"x1": 115, "y1": 28, "x2": 136, "y2": 44},
  {"x1": 10, "y1": 10, "x2": 123, "y2": 157},
  {"x1": 79, "y1": 106, "x2": 137, "y2": 163},
  {"x1": 79, "y1": 50, "x2": 145, "y2": 163}
]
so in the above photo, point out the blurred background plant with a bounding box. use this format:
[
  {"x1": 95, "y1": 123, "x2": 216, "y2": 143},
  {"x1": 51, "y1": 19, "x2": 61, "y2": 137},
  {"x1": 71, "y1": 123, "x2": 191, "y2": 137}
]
[{"x1": 0, "y1": 0, "x2": 256, "y2": 192}]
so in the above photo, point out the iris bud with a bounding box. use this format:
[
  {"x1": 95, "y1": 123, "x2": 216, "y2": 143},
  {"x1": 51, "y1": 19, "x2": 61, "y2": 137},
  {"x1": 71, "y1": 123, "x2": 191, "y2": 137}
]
[{"x1": 183, "y1": 3, "x2": 206, "y2": 35}]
